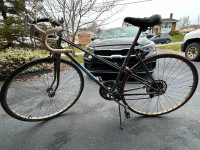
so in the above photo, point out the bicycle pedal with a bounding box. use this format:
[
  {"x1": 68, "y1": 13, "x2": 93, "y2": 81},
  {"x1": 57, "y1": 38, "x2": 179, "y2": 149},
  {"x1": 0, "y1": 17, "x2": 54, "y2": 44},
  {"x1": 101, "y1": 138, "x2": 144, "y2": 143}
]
[{"x1": 124, "y1": 111, "x2": 130, "y2": 118}]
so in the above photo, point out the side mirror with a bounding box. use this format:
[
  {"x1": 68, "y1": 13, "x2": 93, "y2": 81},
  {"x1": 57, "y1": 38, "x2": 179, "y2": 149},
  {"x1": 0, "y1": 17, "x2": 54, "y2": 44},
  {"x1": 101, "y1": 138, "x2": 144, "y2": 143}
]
[{"x1": 91, "y1": 37, "x2": 97, "y2": 41}]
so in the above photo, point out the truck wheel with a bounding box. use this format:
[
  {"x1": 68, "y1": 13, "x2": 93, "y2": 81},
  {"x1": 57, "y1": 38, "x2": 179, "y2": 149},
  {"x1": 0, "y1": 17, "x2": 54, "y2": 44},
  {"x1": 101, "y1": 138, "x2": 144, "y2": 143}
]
[
  {"x1": 165, "y1": 39, "x2": 170, "y2": 44},
  {"x1": 185, "y1": 42, "x2": 200, "y2": 61}
]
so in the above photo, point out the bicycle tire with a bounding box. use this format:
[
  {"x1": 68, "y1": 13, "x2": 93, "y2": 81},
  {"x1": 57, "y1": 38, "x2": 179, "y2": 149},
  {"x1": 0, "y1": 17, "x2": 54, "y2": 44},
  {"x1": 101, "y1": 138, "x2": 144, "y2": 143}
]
[
  {"x1": 0, "y1": 57, "x2": 84, "y2": 121},
  {"x1": 120, "y1": 54, "x2": 198, "y2": 116}
]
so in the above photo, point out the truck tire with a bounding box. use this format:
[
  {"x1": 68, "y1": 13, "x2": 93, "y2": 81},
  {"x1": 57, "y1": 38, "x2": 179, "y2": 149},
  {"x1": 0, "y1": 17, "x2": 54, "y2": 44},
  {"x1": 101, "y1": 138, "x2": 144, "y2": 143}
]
[
  {"x1": 185, "y1": 42, "x2": 200, "y2": 61},
  {"x1": 165, "y1": 39, "x2": 170, "y2": 44}
]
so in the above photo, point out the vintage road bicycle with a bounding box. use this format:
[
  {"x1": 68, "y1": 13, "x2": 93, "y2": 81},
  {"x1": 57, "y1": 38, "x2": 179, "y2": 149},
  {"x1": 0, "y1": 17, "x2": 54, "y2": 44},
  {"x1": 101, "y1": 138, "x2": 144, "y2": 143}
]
[{"x1": 0, "y1": 14, "x2": 198, "y2": 128}]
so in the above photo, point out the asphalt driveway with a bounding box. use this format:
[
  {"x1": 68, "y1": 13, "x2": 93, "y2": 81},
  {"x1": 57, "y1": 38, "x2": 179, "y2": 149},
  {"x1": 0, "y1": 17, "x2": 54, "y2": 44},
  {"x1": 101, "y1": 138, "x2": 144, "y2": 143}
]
[{"x1": 0, "y1": 51, "x2": 200, "y2": 150}]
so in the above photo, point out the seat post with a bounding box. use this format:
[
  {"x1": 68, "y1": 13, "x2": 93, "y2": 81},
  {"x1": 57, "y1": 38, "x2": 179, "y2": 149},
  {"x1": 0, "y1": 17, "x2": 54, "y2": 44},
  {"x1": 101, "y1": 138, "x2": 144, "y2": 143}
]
[{"x1": 132, "y1": 27, "x2": 143, "y2": 45}]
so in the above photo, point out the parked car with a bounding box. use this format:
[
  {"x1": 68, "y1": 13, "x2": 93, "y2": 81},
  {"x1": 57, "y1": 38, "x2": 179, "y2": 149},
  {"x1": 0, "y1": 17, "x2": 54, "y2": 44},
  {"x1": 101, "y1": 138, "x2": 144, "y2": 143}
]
[
  {"x1": 181, "y1": 29, "x2": 200, "y2": 61},
  {"x1": 150, "y1": 33, "x2": 171, "y2": 44},
  {"x1": 145, "y1": 33, "x2": 155, "y2": 39},
  {"x1": 84, "y1": 26, "x2": 156, "y2": 74}
]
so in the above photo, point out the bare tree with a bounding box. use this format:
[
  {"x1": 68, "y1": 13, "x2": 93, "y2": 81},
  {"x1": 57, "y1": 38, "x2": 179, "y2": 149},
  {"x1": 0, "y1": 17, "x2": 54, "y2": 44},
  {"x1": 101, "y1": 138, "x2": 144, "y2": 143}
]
[
  {"x1": 197, "y1": 14, "x2": 200, "y2": 26},
  {"x1": 84, "y1": 22, "x2": 102, "y2": 35},
  {"x1": 36, "y1": 0, "x2": 124, "y2": 56},
  {"x1": 177, "y1": 16, "x2": 191, "y2": 30},
  {"x1": 27, "y1": 0, "x2": 152, "y2": 56}
]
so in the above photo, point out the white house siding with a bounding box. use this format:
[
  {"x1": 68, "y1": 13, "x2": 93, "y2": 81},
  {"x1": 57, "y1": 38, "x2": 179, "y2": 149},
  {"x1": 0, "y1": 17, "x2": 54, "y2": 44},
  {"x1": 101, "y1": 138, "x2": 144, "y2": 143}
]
[{"x1": 161, "y1": 22, "x2": 172, "y2": 33}]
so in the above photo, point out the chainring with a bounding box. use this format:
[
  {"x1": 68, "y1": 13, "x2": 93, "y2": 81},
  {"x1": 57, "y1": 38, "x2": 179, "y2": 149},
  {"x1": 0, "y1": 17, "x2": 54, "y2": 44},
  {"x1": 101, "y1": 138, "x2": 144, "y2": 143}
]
[
  {"x1": 99, "y1": 81, "x2": 122, "y2": 100},
  {"x1": 99, "y1": 81, "x2": 114, "y2": 100}
]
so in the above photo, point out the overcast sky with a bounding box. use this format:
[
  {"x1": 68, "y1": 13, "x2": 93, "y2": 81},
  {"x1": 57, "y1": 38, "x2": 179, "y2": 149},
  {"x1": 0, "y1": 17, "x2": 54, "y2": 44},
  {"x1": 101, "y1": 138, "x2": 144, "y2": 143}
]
[{"x1": 104, "y1": 0, "x2": 200, "y2": 28}]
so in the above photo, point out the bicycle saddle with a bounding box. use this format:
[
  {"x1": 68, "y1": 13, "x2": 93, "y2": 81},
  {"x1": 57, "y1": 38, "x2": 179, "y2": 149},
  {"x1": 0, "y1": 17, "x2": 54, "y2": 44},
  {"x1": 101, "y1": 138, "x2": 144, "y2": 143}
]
[{"x1": 124, "y1": 14, "x2": 162, "y2": 31}]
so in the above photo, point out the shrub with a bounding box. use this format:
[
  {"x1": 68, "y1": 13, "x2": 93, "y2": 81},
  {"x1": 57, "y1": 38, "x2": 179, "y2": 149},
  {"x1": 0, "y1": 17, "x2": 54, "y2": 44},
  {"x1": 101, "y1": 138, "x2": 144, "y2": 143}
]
[
  {"x1": 169, "y1": 30, "x2": 180, "y2": 36},
  {"x1": 0, "y1": 48, "x2": 44, "y2": 79}
]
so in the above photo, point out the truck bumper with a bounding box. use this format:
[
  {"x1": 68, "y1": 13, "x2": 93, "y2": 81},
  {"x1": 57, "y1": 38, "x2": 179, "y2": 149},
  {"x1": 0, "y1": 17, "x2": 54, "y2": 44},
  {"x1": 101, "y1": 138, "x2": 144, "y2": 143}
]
[{"x1": 181, "y1": 43, "x2": 185, "y2": 52}]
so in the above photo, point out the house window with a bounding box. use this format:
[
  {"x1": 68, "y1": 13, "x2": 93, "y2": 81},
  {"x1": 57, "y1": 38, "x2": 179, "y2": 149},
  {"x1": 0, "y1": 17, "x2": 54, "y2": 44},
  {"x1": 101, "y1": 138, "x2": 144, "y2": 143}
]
[
  {"x1": 165, "y1": 23, "x2": 168, "y2": 28},
  {"x1": 161, "y1": 23, "x2": 172, "y2": 29}
]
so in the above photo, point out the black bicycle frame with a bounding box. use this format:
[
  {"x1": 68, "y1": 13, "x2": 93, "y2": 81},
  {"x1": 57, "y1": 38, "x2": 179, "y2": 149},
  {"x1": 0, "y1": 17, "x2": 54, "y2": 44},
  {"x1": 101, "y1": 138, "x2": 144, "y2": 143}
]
[{"x1": 56, "y1": 28, "x2": 158, "y2": 95}]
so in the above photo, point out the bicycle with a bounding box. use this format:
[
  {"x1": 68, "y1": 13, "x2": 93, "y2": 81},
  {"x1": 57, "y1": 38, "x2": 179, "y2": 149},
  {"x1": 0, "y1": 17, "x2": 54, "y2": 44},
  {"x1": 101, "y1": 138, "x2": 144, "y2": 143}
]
[{"x1": 0, "y1": 14, "x2": 198, "y2": 128}]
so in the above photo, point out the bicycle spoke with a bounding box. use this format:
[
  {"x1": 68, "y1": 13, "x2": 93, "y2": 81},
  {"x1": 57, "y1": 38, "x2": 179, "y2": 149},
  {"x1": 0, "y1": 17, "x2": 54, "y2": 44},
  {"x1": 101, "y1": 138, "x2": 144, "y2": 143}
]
[
  {"x1": 2, "y1": 58, "x2": 83, "y2": 121},
  {"x1": 121, "y1": 54, "x2": 198, "y2": 116}
]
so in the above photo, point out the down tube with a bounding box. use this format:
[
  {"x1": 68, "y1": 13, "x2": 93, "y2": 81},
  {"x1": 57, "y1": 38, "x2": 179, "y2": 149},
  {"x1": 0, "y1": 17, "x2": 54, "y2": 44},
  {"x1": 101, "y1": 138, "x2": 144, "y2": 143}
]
[{"x1": 65, "y1": 53, "x2": 109, "y2": 92}]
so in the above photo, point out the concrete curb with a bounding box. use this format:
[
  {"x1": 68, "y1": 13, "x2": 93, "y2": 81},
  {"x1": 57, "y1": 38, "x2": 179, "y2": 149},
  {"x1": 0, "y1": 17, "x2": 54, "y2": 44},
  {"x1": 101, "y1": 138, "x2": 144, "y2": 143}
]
[
  {"x1": 157, "y1": 49, "x2": 184, "y2": 56},
  {"x1": 155, "y1": 41, "x2": 182, "y2": 47}
]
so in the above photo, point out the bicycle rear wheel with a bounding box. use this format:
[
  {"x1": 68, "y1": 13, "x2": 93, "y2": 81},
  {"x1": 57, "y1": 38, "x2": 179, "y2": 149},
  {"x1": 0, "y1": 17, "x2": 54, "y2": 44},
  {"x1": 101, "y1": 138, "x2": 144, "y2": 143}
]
[
  {"x1": 121, "y1": 54, "x2": 198, "y2": 116},
  {"x1": 1, "y1": 57, "x2": 84, "y2": 121}
]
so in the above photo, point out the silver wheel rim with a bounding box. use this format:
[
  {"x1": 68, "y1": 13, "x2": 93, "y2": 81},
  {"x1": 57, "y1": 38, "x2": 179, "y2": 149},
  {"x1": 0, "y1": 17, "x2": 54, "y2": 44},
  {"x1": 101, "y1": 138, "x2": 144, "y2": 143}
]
[
  {"x1": 5, "y1": 60, "x2": 82, "y2": 120},
  {"x1": 121, "y1": 55, "x2": 196, "y2": 115},
  {"x1": 187, "y1": 46, "x2": 198, "y2": 59}
]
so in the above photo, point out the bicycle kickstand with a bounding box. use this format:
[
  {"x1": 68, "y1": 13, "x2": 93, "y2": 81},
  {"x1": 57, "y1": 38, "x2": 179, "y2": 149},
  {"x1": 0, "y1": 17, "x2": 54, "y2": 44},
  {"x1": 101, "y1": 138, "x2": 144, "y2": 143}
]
[
  {"x1": 118, "y1": 102, "x2": 130, "y2": 129},
  {"x1": 118, "y1": 103, "x2": 123, "y2": 129}
]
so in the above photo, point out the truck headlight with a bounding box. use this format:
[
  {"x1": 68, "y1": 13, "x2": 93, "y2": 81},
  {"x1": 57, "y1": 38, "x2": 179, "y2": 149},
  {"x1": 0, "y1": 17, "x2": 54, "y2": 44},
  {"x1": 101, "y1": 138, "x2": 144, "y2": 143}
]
[
  {"x1": 85, "y1": 45, "x2": 94, "y2": 59},
  {"x1": 86, "y1": 45, "x2": 95, "y2": 53},
  {"x1": 141, "y1": 42, "x2": 156, "y2": 52}
]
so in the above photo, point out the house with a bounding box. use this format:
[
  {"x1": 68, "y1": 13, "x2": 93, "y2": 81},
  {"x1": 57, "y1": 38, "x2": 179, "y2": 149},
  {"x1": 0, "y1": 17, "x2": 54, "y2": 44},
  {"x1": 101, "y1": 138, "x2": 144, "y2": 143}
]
[
  {"x1": 149, "y1": 13, "x2": 179, "y2": 34},
  {"x1": 78, "y1": 33, "x2": 91, "y2": 45},
  {"x1": 62, "y1": 31, "x2": 96, "y2": 47},
  {"x1": 71, "y1": 30, "x2": 98, "y2": 45},
  {"x1": 122, "y1": 13, "x2": 179, "y2": 34}
]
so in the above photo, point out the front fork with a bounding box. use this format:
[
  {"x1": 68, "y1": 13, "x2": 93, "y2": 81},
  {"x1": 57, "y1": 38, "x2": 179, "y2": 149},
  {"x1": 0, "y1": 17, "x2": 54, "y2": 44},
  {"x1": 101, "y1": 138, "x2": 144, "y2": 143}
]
[{"x1": 47, "y1": 53, "x2": 61, "y2": 97}]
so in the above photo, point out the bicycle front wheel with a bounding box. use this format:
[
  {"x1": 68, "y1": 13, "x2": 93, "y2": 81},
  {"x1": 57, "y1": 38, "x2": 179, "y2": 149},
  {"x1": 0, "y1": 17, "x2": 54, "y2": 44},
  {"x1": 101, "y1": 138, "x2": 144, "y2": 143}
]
[
  {"x1": 121, "y1": 54, "x2": 198, "y2": 116},
  {"x1": 1, "y1": 57, "x2": 84, "y2": 121}
]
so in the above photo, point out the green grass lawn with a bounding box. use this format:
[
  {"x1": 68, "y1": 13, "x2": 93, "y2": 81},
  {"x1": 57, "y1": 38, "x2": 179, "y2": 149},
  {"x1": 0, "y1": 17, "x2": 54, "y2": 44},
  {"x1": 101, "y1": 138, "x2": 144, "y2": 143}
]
[
  {"x1": 42, "y1": 44, "x2": 86, "y2": 63},
  {"x1": 157, "y1": 44, "x2": 181, "y2": 51},
  {"x1": 171, "y1": 35, "x2": 184, "y2": 42},
  {"x1": 40, "y1": 49, "x2": 84, "y2": 63},
  {"x1": 64, "y1": 44, "x2": 87, "y2": 53},
  {"x1": 73, "y1": 54, "x2": 84, "y2": 63},
  {"x1": 61, "y1": 54, "x2": 84, "y2": 63}
]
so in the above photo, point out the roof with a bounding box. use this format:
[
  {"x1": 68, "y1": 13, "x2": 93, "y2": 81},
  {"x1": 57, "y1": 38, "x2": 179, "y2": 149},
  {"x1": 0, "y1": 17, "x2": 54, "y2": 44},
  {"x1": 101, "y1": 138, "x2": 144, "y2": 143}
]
[{"x1": 162, "y1": 18, "x2": 179, "y2": 23}]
